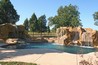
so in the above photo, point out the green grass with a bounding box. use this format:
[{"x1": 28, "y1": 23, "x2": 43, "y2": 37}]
[{"x1": 0, "y1": 62, "x2": 37, "y2": 65}]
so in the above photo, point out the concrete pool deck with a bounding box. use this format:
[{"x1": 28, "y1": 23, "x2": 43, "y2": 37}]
[{"x1": 0, "y1": 49, "x2": 98, "y2": 65}]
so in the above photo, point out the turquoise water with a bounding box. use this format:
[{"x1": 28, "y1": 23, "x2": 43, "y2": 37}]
[{"x1": 16, "y1": 43, "x2": 97, "y2": 54}]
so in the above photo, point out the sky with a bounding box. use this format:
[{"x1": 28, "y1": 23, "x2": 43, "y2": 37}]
[{"x1": 11, "y1": 0, "x2": 98, "y2": 30}]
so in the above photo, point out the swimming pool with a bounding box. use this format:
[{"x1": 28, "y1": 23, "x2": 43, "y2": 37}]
[{"x1": 15, "y1": 43, "x2": 97, "y2": 54}]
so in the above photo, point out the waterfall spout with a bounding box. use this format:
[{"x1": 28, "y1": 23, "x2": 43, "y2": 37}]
[
  {"x1": 82, "y1": 32, "x2": 93, "y2": 46},
  {"x1": 72, "y1": 32, "x2": 79, "y2": 45}
]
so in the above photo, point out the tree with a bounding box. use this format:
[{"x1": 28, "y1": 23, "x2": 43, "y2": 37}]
[
  {"x1": 93, "y1": 12, "x2": 98, "y2": 26},
  {"x1": 38, "y1": 15, "x2": 47, "y2": 32},
  {"x1": 0, "y1": 0, "x2": 19, "y2": 24},
  {"x1": 23, "y1": 18, "x2": 29, "y2": 31},
  {"x1": 47, "y1": 26, "x2": 50, "y2": 33},
  {"x1": 48, "y1": 4, "x2": 82, "y2": 31},
  {"x1": 29, "y1": 13, "x2": 37, "y2": 32}
]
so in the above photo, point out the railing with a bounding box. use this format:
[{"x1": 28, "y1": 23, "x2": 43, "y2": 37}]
[{"x1": 28, "y1": 32, "x2": 57, "y2": 38}]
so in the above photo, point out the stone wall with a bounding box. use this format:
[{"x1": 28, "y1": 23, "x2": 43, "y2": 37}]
[{"x1": 56, "y1": 27, "x2": 98, "y2": 47}]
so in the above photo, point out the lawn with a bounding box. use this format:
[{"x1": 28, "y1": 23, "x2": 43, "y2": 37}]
[{"x1": 0, "y1": 62, "x2": 37, "y2": 65}]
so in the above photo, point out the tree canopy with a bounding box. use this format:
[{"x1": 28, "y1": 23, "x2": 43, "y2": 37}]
[
  {"x1": 0, "y1": 0, "x2": 19, "y2": 24},
  {"x1": 37, "y1": 15, "x2": 47, "y2": 32},
  {"x1": 29, "y1": 13, "x2": 38, "y2": 32},
  {"x1": 24, "y1": 13, "x2": 48, "y2": 32},
  {"x1": 93, "y1": 12, "x2": 98, "y2": 26},
  {"x1": 48, "y1": 4, "x2": 82, "y2": 30},
  {"x1": 23, "y1": 18, "x2": 29, "y2": 31}
]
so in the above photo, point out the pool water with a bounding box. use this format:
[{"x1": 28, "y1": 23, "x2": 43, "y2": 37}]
[{"x1": 16, "y1": 43, "x2": 97, "y2": 54}]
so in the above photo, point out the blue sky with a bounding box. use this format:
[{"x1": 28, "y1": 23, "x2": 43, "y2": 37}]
[{"x1": 11, "y1": 0, "x2": 98, "y2": 30}]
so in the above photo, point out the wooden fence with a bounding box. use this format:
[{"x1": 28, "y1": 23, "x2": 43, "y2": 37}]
[{"x1": 28, "y1": 32, "x2": 57, "y2": 38}]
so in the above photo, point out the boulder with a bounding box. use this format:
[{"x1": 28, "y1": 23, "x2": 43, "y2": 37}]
[
  {"x1": 6, "y1": 38, "x2": 18, "y2": 44},
  {"x1": 92, "y1": 31, "x2": 98, "y2": 46}
]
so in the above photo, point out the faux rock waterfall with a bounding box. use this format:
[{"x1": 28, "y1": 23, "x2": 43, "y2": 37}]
[
  {"x1": 0, "y1": 23, "x2": 32, "y2": 44},
  {"x1": 56, "y1": 27, "x2": 98, "y2": 47}
]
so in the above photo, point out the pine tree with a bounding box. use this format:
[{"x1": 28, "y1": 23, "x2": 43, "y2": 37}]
[
  {"x1": 23, "y1": 18, "x2": 29, "y2": 31},
  {"x1": 38, "y1": 15, "x2": 47, "y2": 32},
  {"x1": 29, "y1": 13, "x2": 37, "y2": 32},
  {"x1": 0, "y1": 0, "x2": 19, "y2": 24}
]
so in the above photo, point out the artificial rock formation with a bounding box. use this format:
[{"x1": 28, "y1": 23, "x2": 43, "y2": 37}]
[
  {"x1": 0, "y1": 23, "x2": 17, "y2": 39},
  {"x1": 0, "y1": 23, "x2": 31, "y2": 44},
  {"x1": 56, "y1": 27, "x2": 98, "y2": 47}
]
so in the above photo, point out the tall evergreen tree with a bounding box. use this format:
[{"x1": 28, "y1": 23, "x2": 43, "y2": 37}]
[
  {"x1": 47, "y1": 26, "x2": 50, "y2": 33},
  {"x1": 48, "y1": 4, "x2": 82, "y2": 30},
  {"x1": 29, "y1": 13, "x2": 37, "y2": 32},
  {"x1": 38, "y1": 15, "x2": 47, "y2": 32},
  {"x1": 23, "y1": 18, "x2": 29, "y2": 31},
  {"x1": 0, "y1": 0, "x2": 19, "y2": 24}
]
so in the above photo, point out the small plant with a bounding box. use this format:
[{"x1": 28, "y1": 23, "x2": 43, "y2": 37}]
[
  {"x1": 79, "y1": 54, "x2": 98, "y2": 65},
  {"x1": 79, "y1": 60, "x2": 93, "y2": 65}
]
